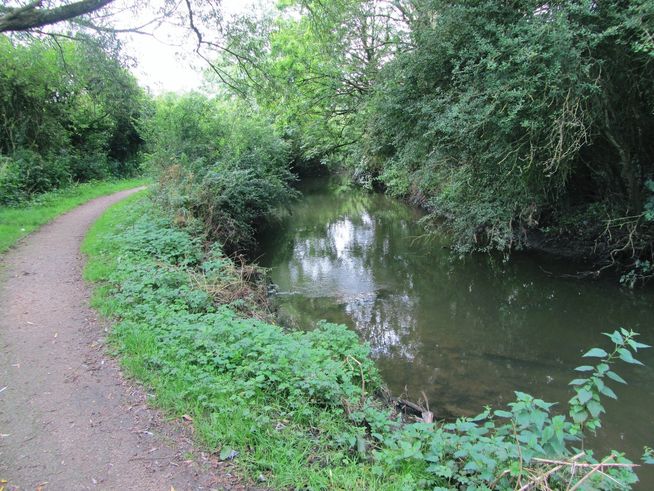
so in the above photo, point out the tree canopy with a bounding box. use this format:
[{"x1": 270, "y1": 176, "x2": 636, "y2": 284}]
[{"x1": 217, "y1": 0, "x2": 654, "y2": 282}]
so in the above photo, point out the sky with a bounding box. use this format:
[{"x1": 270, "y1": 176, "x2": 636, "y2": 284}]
[{"x1": 117, "y1": 0, "x2": 256, "y2": 94}]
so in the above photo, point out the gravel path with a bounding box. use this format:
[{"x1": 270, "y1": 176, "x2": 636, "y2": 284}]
[{"x1": 0, "y1": 189, "x2": 242, "y2": 490}]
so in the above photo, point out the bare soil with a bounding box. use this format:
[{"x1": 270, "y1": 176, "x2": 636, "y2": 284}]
[{"x1": 0, "y1": 189, "x2": 249, "y2": 490}]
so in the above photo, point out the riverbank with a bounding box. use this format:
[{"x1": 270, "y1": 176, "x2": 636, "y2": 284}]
[
  {"x1": 82, "y1": 191, "x2": 649, "y2": 489},
  {"x1": 82, "y1": 195, "x2": 411, "y2": 489},
  {"x1": 0, "y1": 178, "x2": 149, "y2": 254}
]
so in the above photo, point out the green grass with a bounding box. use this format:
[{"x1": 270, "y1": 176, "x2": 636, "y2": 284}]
[{"x1": 0, "y1": 178, "x2": 149, "y2": 254}]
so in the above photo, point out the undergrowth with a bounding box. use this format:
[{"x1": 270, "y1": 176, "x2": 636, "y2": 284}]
[{"x1": 83, "y1": 195, "x2": 652, "y2": 490}]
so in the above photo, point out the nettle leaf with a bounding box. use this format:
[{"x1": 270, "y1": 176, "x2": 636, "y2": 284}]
[
  {"x1": 571, "y1": 410, "x2": 588, "y2": 425},
  {"x1": 618, "y1": 348, "x2": 644, "y2": 365},
  {"x1": 593, "y1": 377, "x2": 605, "y2": 392},
  {"x1": 531, "y1": 410, "x2": 547, "y2": 430},
  {"x1": 627, "y1": 339, "x2": 651, "y2": 352},
  {"x1": 602, "y1": 331, "x2": 624, "y2": 345},
  {"x1": 574, "y1": 365, "x2": 594, "y2": 372},
  {"x1": 586, "y1": 400, "x2": 604, "y2": 418},
  {"x1": 577, "y1": 388, "x2": 593, "y2": 404},
  {"x1": 569, "y1": 378, "x2": 587, "y2": 386},
  {"x1": 583, "y1": 348, "x2": 608, "y2": 358},
  {"x1": 534, "y1": 399, "x2": 556, "y2": 411},
  {"x1": 606, "y1": 371, "x2": 627, "y2": 385},
  {"x1": 600, "y1": 385, "x2": 618, "y2": 400},
  {"x1": 494, "y1": 410, "x2": 513, "y2": 419},
  {"x1": 604, "y1": 331, "x2": 624, "y2": 345}
]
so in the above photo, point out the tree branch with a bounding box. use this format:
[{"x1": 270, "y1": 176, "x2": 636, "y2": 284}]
[{"x1": 0, "y1": 0, "x2": 117, "y2": 33}]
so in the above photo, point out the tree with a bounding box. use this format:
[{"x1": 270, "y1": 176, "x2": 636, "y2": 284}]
[{"x1": 216, "y1": 0, "x2": 407, "y2": 168}]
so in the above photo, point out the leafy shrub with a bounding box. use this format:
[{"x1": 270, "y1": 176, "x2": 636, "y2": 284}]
[
  {"x1": 0, "y1": 35, "x2": 145, "y2": 204},
  {"x1": 0, "y1": 149, "x2": 72, "y2": 205},
  {"x1": 143, "y1": 94, "x2": 298, "y2": 253},
  {"x1": 66, "y1": 153, "x2": 112, "y2": 182},
  {"x1": 0, "y1": 155, "x2": 23, "y2": 206},
  {"x1": 357, "y1": 0, "x2": 654, "y2": 273}
]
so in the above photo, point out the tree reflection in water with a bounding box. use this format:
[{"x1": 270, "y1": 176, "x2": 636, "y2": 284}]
[{"x1": 257, "y1": 176, "x2": 654, "y2": 472}]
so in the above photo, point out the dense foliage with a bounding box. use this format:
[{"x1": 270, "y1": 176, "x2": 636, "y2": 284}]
[
  {"x1": 220, "y1": 0, "x2": 654, "y2": 282},
  {"x1": 362, "y1": 1, "x2": 654, "y2": 273},
  {"x1": 0, "y1": 35, "x2": 144, "y2": 205},
  {"x1": 4, "y1": 1, "x2": 652, "y2": 488},
  {"x1": 217, "y1": 0, "x2": 404, "y2": 171},
  {"x1": 85, "y1": 195, "x2": 652, "y2": 489},
  {"x1": 141, "y1": 93, "x2": 298, "y2": 253}
]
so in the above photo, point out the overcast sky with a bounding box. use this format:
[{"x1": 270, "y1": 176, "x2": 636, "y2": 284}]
[{"x1": 118, "y1": 0, "x2": 256, "y2": 94}]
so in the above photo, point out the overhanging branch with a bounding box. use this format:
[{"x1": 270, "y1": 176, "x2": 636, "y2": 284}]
[{"x1": 0, "y1": 0, "x2": 117, "y2": 33}]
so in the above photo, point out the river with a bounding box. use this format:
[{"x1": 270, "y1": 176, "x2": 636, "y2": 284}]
[{"x1": 257, "y1": 176, "x2": 654, "y2": 487}]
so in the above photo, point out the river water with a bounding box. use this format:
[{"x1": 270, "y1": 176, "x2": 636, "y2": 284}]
[{"x1": 257, "y1": 177, "x2": 654, "y2": 486}]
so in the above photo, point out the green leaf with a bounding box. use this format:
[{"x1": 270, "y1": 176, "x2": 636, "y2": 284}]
[
  {"x1": 494, "y1": 410, "x2": 513, "y2": 418},
  {"x1": 583, "y1": 348, "x2": 608, "y2": 358},
  {"x1": 219, "y1": 447, "x2": 238, "y2": 460},
  {"x1": 606, "y1": 371, "x2": 627, "y2": 384},
  {"x1": 574, "y1": 365, "x2": 594, "y2": 372},
  {"x1": 600, "y1": 385, "x2": 618, "y2": 400},
  {"x1": 534, "y1": 399, "x2": 556, "y2": 410},
  {"x1": 571, "y1": 410, "x2": 588, "y2": 424},
  {"x1": 627, "y1": 339, "x2": 651, "y2": 351},
  {"x1": 604, "y1": 331, "x2": 623, "y2": 345},
  {"x1": 577, "y1": 388, "x2": 593, "y2": 404},
  {"x1": 586, "y1": 400, "x2": 604, "y2": 418},
  {"x1": 531, "y1": 410, "x2": 547, "y2": 430},
  {"x1": 593, "y1": 377, "x2": 605, "y2": 392},
  {"x1": 643, "y1": 447, "x2": 654, "y2": 465},
  {"x1": 569, "y1": 378, "x2": 587, "y2": 386},
  {"x1": 618, "y1": 348, "x2": 644, "y2": 365}
]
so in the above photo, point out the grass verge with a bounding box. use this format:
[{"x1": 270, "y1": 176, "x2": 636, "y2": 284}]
[
  {"x1": 82, "y1": 195, "x2": 646, "y2": 490},
  {"x1": 0, "y1": 178, "x2": 149, "y2": 254}
]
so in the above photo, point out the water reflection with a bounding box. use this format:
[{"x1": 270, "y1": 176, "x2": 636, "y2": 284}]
[{"x1": 257, "y1": 177, "x2": 654, "y2": 486}]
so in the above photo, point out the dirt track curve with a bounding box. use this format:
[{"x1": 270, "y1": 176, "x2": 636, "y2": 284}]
[{"x1": 0, "y1": 189, "x2": 242, "y2": 491}]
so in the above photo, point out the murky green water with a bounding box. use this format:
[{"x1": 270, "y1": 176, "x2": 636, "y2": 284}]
[{"x1": 258, "y1": 177, "x2": 654, "y2": 486}]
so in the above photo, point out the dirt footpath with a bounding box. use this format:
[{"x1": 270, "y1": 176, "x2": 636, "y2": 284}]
[{"x1": 0, "y1": 189, "x2": 242, "y2": 491}]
